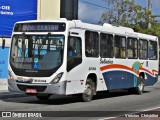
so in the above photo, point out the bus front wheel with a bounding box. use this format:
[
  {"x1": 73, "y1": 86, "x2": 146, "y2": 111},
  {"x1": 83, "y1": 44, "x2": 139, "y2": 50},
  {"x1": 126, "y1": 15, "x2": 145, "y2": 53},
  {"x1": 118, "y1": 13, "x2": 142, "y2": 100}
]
[{"x1": 82, "y1": 78, "x2": 94, "y2": 102}]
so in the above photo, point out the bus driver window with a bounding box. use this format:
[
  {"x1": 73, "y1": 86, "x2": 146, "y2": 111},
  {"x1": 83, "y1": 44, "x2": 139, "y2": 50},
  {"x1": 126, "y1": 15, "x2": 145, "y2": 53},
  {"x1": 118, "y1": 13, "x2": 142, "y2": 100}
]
[
  {"x1": 67, "y1": 37, "x2": 74, "y2": 61},
  {"x1": 149, "y1": 41, "x2": 157, "y2": 60},
  {"x1": 67, "y1": 37, "x2": 82, "y2": 71}
]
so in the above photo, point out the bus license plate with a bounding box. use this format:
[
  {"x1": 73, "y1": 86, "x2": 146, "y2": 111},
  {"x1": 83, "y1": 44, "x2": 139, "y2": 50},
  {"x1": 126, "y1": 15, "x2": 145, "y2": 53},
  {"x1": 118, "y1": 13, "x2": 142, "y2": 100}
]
[{"x1": 26, "y1": 88, "x2": 37, "y2": 93}]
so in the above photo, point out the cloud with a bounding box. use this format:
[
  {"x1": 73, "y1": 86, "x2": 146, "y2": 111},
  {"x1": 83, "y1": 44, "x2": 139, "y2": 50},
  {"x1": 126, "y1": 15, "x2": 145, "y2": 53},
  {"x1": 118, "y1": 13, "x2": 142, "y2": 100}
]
[{"x1": 78, "y1": 1, "x2": 104, "y2": 23}]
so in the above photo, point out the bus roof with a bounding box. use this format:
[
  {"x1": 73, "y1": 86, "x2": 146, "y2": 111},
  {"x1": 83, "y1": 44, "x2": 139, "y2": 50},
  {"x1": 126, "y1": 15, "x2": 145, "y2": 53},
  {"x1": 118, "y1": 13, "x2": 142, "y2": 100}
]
[{"x1": 14, "y1": 19, "x2": 158, "y2": 41}]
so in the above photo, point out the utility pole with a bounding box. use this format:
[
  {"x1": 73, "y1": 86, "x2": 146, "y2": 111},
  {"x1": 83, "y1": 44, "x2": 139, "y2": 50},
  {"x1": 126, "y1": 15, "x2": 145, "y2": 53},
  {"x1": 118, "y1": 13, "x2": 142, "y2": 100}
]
[{"x1": 148, "y1": 0, "x2": 152, "y2": 28}]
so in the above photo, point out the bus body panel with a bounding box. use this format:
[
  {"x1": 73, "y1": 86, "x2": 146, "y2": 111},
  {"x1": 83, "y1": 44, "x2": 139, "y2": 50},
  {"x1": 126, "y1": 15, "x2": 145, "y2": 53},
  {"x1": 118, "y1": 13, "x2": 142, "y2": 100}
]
[
  {"x1": 144, "y1": 60, "x2": 158, "y2": 86},
  {"x1": 7, "y1": 20, "x2": 159, "y2": 97},
  {"x1": 100, "y1": 58, "x2": 129, "y2": 90}
]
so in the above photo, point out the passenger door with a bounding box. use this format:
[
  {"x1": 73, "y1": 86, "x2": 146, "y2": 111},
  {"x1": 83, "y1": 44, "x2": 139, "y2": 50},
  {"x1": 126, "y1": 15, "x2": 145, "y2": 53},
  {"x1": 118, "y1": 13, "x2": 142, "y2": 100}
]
[{"x1": 66, "y1": 29, "x2": 85, "y2": 95}]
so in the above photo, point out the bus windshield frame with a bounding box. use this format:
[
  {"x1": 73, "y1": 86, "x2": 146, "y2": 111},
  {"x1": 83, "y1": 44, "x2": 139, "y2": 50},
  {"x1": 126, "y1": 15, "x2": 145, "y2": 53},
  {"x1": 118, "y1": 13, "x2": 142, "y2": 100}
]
[{"x1": 10, "y1": 33, "x2": 65, "y2": 77}]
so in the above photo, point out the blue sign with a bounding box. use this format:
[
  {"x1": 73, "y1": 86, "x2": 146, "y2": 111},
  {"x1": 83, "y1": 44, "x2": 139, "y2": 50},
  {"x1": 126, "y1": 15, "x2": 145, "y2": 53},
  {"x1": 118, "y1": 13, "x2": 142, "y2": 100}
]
[
  {"x1": 0, "y1": 0, "x2": 37, "y2": 37},
  {"x1": 33, "y1": 57, "x2": 39, "y2": 69},
  {"x1": 33, "y1": 63, "x2": 39, "y2": 69},
  {"x1": 0, "y1": 47, "x2": 9, "y2": 78}
]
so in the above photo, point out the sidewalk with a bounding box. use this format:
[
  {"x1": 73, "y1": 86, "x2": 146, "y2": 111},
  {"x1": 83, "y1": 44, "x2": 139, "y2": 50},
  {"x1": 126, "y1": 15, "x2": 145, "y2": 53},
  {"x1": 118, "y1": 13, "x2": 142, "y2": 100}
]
[
  {"x1": 0, "y1": 79, "x2": 28, "y2": 99},
  {"x1": 0, "y1": 79, "x2": 8, "y2": 92}
]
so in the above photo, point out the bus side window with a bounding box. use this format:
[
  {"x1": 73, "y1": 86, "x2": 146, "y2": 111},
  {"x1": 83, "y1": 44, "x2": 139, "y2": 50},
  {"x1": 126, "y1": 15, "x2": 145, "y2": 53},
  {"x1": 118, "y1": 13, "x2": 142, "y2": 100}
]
[
  {"x1": 114, "y1": 35, "x2": 126, "y2": 58},
  {"x1": 127, "y1": 37, "x2": 138, "y2": 59},
  {"x1": 114, "y1": 47, "x2": 120, "y2": 58},
  {"x1": 100, "y1": 33, "x2": 113, "y2": 58},
  {"x1": 85, "y1": 31, "x2": 99, "y2": 57},
  {"x1": 139, "y1": 39, "x2": 148, "y2": 59},
  {"x1": 149, "y1": 40, "x2": 157, "y2": 60}
]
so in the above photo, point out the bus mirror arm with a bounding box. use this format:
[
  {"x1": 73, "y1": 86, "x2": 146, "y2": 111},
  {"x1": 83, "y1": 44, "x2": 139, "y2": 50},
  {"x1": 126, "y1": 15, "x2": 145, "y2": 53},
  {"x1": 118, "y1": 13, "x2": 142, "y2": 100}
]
[{"x1": 2, "y1": 38, "x2": 5, "y2": 49}]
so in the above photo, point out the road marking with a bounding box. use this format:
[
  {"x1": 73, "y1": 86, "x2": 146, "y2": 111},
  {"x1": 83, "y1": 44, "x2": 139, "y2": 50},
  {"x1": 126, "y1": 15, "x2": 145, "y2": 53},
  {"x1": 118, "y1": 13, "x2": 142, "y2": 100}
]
[
  {"x1": 99, "y1": 117, "x2": 117, "y2": 120},
  {"x1": 99, "y1": 106, "x2": 160, "y2": 120},
  {"x1": 142, "y1": 106, "x2": 160, "y2": 112}
]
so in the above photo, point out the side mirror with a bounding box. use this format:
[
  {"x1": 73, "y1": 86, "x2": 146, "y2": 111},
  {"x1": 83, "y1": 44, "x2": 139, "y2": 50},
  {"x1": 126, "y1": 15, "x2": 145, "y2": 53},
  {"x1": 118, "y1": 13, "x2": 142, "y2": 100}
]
[{"x1": 2, "y1": 39, "x2": 5, "y2": 49}]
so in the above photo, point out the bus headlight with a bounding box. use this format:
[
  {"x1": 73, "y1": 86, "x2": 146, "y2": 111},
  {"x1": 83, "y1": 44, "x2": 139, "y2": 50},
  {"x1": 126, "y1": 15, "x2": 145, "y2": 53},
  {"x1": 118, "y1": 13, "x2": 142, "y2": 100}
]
[{"x1": 50, "y1": 72, "x2": 63, "y2": 84}]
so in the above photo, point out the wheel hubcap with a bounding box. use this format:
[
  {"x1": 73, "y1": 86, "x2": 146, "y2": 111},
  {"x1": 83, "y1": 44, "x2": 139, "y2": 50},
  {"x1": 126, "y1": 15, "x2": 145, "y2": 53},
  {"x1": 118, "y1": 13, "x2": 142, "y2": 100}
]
[
  {"x1": 84, "y1": 84, "x2": 92, "y2": 97},
  {"x1": 138, "y1": 81, "x2": 143, "y2": 91}
]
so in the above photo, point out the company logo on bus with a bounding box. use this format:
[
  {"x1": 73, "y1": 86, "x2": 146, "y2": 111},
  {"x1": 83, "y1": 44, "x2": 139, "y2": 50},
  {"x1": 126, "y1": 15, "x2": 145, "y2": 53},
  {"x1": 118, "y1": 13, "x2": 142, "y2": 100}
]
[
  {"x1": 100, "y1": 58, "x2": 113, "y2": 64},
  {"x1": 34, "y1": 79, "x2": 46, "y2": 83}
]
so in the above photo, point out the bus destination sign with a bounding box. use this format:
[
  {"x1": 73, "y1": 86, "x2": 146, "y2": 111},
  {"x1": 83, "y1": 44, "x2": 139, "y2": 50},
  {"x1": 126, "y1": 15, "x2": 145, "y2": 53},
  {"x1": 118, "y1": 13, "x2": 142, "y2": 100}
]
[{"x1": 14, "y1": 23, "x2": 66, "y2": 32}]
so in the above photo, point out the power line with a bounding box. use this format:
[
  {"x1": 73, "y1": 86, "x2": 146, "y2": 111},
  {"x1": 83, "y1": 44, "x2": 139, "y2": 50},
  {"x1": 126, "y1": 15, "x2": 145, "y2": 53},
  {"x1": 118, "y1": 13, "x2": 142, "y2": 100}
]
[{"x1": 79, "y1": 0, "x2": 111, "y2": 10}]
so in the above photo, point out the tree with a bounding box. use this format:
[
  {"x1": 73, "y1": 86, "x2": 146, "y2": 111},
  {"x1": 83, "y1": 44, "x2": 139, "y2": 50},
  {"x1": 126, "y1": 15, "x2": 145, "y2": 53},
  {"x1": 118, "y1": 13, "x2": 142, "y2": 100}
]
[
  {"x1": 100, "y1": 0, "x2": 148, "y2": 26},
  {"x1": 100, "y1": 0, "x2": 160, "y2": 41}
]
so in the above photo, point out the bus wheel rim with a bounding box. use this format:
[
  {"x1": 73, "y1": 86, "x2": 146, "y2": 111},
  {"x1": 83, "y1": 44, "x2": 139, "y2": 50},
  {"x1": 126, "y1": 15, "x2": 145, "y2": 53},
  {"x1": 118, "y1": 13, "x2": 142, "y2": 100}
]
[
  {"x1": 84, "y1": 84, "x2": 92, "y2": 97},
  {"x1": 138, "y1": 80, "x2": 143, "y2": 91}
]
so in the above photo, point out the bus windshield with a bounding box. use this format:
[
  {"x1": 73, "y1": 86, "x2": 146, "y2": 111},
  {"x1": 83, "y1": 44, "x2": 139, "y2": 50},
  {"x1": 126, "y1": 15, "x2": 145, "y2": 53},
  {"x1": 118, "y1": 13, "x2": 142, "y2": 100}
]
[{"x1": 10, "y1": 34, "x2": 64, "y2": 71}]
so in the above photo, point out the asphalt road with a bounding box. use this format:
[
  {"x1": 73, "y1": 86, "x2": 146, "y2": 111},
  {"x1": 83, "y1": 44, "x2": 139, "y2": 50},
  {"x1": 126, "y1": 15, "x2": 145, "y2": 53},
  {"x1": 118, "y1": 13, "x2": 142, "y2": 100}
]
[{"x1": 1, "y1": 81, "x2": 160, "y2": 120}]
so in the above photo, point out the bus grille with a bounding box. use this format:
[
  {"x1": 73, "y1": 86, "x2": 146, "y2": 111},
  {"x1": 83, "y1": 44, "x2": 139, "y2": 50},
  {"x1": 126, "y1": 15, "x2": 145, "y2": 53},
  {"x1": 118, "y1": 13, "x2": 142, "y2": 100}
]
[{"x1": 17, "y1": 84, "x2": 47, "y2": 92}]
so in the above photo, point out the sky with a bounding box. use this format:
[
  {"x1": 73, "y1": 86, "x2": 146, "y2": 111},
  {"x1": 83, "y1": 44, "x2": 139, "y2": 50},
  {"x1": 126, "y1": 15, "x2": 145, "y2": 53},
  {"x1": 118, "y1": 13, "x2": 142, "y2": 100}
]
[{"x1": 78, "y1": 0, "x2": 160, "y2": 23}]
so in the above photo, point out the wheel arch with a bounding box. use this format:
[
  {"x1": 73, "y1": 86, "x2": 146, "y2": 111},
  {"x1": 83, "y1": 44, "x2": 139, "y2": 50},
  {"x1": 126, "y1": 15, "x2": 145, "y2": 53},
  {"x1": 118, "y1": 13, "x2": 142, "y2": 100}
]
[{"x1": 139, "y1": 72, "x2": 146, "y2": 79}]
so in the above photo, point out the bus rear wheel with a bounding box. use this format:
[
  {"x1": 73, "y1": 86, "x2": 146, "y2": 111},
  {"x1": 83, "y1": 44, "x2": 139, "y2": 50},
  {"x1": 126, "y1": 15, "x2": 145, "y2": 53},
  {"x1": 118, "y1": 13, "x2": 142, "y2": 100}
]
[
  {"x1": 36, "y1": 94, "x2": 51, "y2": 100},
  {"x1": 82, "y1": 78, "x2": 94, "y2": 102},
  {"x1": 136, "y1": 76, "x2": 144, "y2": 95}
]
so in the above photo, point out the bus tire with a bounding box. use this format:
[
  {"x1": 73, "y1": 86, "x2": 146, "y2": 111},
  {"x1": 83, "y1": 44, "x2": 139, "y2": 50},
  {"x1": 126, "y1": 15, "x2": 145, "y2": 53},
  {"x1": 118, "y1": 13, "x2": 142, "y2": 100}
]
[
  {"x1": 136, "y1": 76, "x2": 144, "y2": 95},
  {"x1": 82, "y1": 78, "x2": 94, "y2": 102},
  {"x1": 36, "y1": 94, "x2": 50, "y2": 100}
]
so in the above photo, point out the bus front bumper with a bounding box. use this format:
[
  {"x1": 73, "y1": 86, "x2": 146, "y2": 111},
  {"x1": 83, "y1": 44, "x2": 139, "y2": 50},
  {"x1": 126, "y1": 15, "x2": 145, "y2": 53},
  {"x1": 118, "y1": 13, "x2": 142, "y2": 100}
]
[{"x1": 8, "y1": 80, "x2": 67, "y2": 95}]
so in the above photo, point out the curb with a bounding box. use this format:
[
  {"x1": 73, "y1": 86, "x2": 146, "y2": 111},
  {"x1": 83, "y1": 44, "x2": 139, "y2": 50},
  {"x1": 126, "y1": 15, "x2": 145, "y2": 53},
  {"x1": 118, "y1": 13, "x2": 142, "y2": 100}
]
[{"x1": 0, "y1": 92, "x2": 28, "y2": 99}]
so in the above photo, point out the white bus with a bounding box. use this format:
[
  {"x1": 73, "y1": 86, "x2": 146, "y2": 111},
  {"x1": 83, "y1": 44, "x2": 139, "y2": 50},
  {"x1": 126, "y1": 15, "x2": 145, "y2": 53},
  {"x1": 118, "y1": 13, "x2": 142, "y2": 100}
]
[{"x1": 4, "y1": 19, "x2": 159, "y2": 102}]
